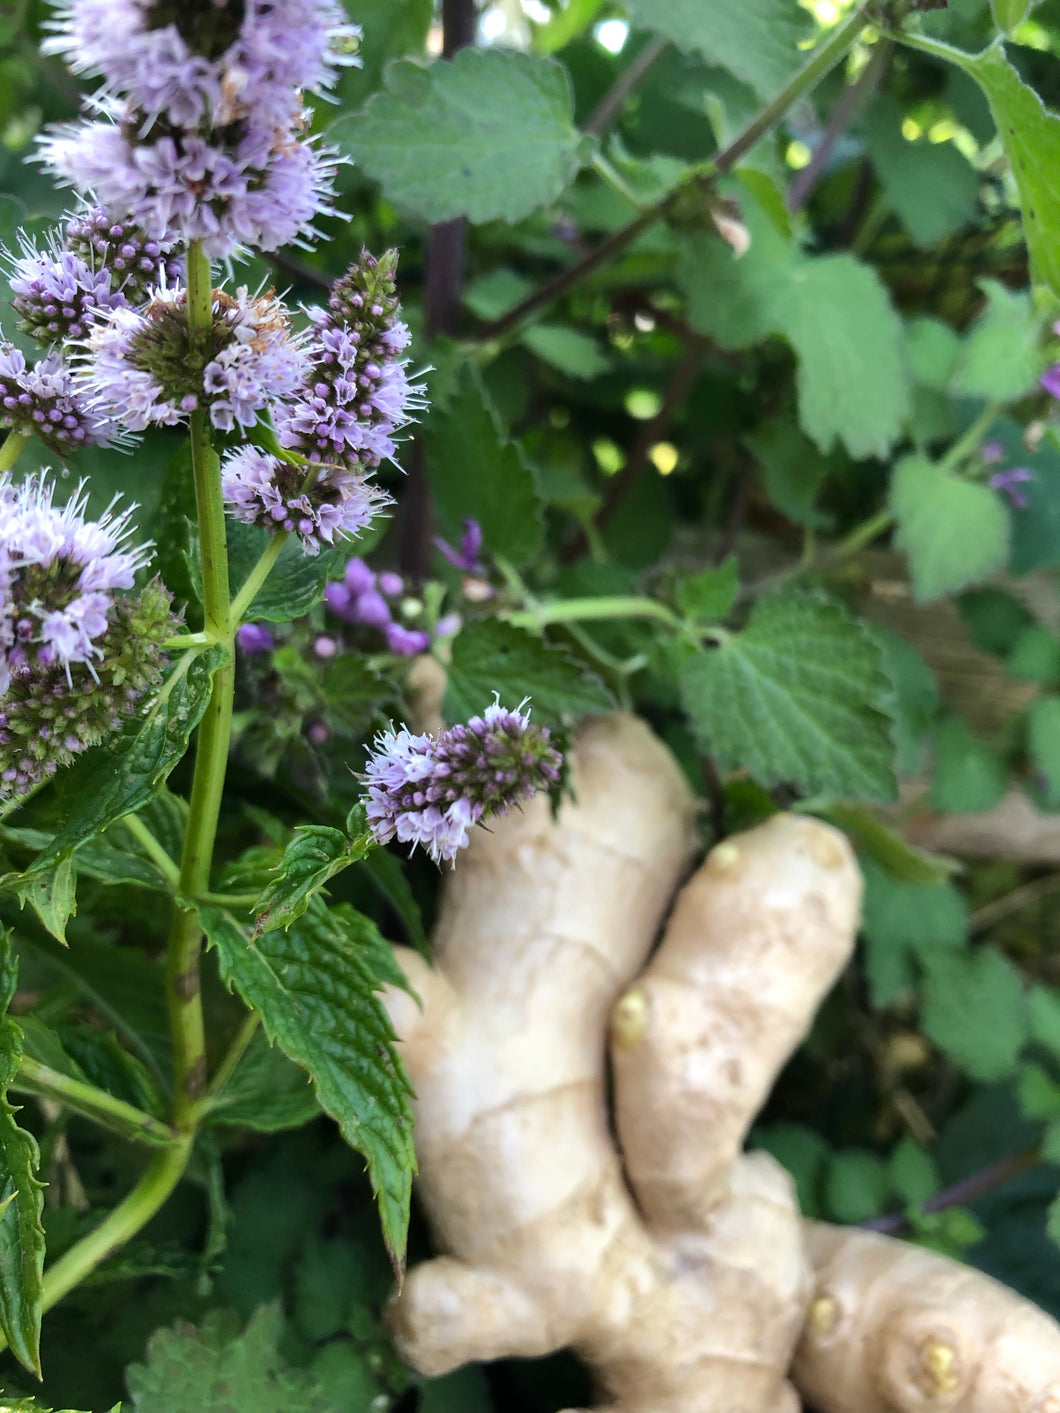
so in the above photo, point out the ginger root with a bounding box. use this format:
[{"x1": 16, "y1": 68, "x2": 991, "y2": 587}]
[{"x1": 381, "y1": 713, "x2": 1060, "y2": 1412}]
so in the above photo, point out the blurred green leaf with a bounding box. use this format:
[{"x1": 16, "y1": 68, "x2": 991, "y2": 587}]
[
  {"x1": 921, "y1": 948, "x2": 1028, "y2": 1081},
  {"x1": 930, "y1": 715, "x2": 1008, "y2": 813},
  {"x1": 623, "y1": 0, "x2": 810, "y2": 98},
  {"x1": 207, "y1": 1031, "x2": 321, "y2": 1135},
  {"x1": 860, "y1": 858, "x2": 968, "y2": 1008},
  {"x1": 891, "y1": 454, "x2": 1009, "y2": 602},
  {"x1": 825, "y1": 1149, "x2": 890, "y2": 1223},
  {"x1": 865, "y1": 97, "x2": 979, "y2": 247},
  {"x1": 674, "y1": 558, "x2": 738, "y2": 623},
  {"x1": 951, "y1": 280, "x2": 1043, "y2": 402}
]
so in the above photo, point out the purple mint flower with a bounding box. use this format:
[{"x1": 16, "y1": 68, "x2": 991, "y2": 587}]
[
  {"x1": 6, "y1": 236, "x2": 124, "y2": 346},
  {"x1": 38, "y1": 109, "x2": 340, "y2": 260},
  {"x1": 362, "y1": 699, "x2": 563, "y2": 866},
  {"x1": 989, "y1": 466, "x2": 1035, "y2": 510},
  {"x1": 353, "y1": 589, "x2": 391, "y2": 629},
  {"x1": 44, "y1": 0, "x2": 360, "y2": 131},
  {"x1": 385, "y1": 623, "x2": 431, "y2": 657},
  {"x1": 220, "y1": 445, "x2": 390, "y2": 555},
  {"x1": 379, "y1": 571, "x2": 404, "y2": 598},
  {"x1": 0, "y1": 343, "x2": 118, "y2": 456},
  {"x1": 1042, "y1": 364, "x2": 1060, "y2": 400},
  {"x1": 344, "y1": 558, "x2": 375, "y2": 595},
  {"x1": 64, "y1": 205, "x2": 184, "y2": 302},
  {"x1": 313, "y1": 635, "x2": 338, "y2": 659},
  {"x1": 0, "y1": 471, "x2": 151, "y2": 696},
  {"x1": 434, "y1": 517, "x2": 484, "y2": 573},
  {"x1": 980, "y1": 440, "x2": 1006, "y2": 466},
  {"x1": 235, "y1": 623, "x2": 274, "y2": 654},
  {"x1": 434, "y1": 612, "x2": 462, "y2": 639},
  {"x1": 81, "y1": 284, "x2": 307, "y2": 433}
]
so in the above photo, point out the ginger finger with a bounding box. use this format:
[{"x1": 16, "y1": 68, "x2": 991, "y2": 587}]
[
  {"x1": 612, "y1": 814, "x2": 862, "y2": 1231},
  {"x1": 793, "y1": 1221, "x2": 1060, "y2": 1413}
]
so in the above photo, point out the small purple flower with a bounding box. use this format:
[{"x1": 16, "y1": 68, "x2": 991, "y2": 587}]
[
  {"x1": 989, "y1": 466, "x2": 1035, "y2": 510},
  {"x1": 236, "y1": 623, "x2": 274, "y2": 654},
  {"x1": 354, "y1": 589, "x2": 392, "y2": 630},
  {"x1": 362, "y1": 699, "x2": 563, "y2": 866},
  {"x1": 1042, "y1": 365, "x2": 1060, "y2": 400},
  {"x1": 64, "y1": 205, "x2": 184, "y2": 303},
  {"x1": 220, "y1": 445, "x2": 389, "y2": 555},
  {"x1": 980, "y1": 440, "x2": 1006, "y2": 466},
  {"x1": 379, "y1": 571, "x2": 404, "y2": 598},
  {"x1": 0, "y1": 343, "x2": 118, "y2": 456},
  {"x1": 435, "y1": 518, "x2": 484, "y2": 573},
  {"x1": 6, "y1": 237, "x2": 124, "y2": 346},
  {"x1": 385, "y1": 623, "x2": 431, "y2": 657},
  {"x1": 313, "y1": 635, "x2": 338, "y2": 659},
  {"x1": 344, "y1": 558, "x2": 375, "y2": 595},
  {"x1": 81, "y1": 284, "x2": 307, "y2": 433}
]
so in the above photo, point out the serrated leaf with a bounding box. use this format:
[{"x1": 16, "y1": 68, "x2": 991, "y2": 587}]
[
  {"x1": 0, "y1": 1400, "x2": 111, "y2": 1413},
  {"x1": 623, "y1": 0, "x2": 809, "y2": 98},
  {"x1": 674, "y1": 558, "x2": 739, "y2": 623},
  {"x1": 0, "y1": 934, "x2": 43, "y2": 1379},
  {"x1": 21, "y1": 646, "x2": 226, "y2": 873},
  {"x1": 679, "y1": 594, "x2": 897, "y2": 800},
  {"x1": 930, "y1": 715, "x2": 1008, "y2": 813},
  {"x1": 872, "y1": 624, "x2": 940, "y2": 776},
  {"x1": 126, "y1": 1304, "x2": 329, "y2": 1413},
  {"x1": 198, "y1": 901, "x2": 415, "y2": 1268},
  {"x1": 860, "y1": 857, "x2": 968, "y2": 1008},
  {"x1": 890, "y1": 454, "x2": 1010, "y2": 602},
  {"x1": 333, "y1": 49, "x2": 584, "y2": 224},
  {"x1": 425, "y1": 364, "x2": 542, "y2": 569},
  {"x1": 206, "y1": 1030, "x2": 321, "y2": 1134},
  {"x1": 921, "y1": 947, "x2": 1028, "y2": 1081},
  {"x1": 13, "y1": 859, "x2": 76, "y2": 945},
  {"x1": 253, "y1": 826, "x2": 371, "y2": 936},
  {"x1": 955, "y1": 44, "x2": 1060, "y2": 297},
  {"x1": 678, "y1": 208, "x2": 909, "y2": 459},
  {"x1": 951, "y1": 280, "x2": 1043, "y2": 402},
  {"x1": 227, "y1": 523, "x2": 350, "y2": 624},
  {"x1": 443, "y1": 619, "x2": 614, "y2": 730}
]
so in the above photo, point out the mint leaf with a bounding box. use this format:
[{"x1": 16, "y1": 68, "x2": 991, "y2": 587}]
[
  {"x1": 623, "y1": 0, "x2": 810, "y2": 99},
  {"x1": 930, "y1": 715, "x2": 1008, "y2": 813},
  {"x1": 674, "y1": 557, "x2": 739, "y2": 623},
  {"x1": 906, "y1": 316, "x2": 963, "y2": 392},
  {"x1": 956, "y1": 45, "x2": 1060, "y2": 297},
  {"x1": 890, "y1": 454, "x2": 1009, "y2": 602},
  {"x1": 920, "y1": 947, "x2": 1028, "y2": 1081},
  {"x1": 206, "y1": 1031, "x2": 321, "y2": 1134},
  {"x1": 951, "y1": 280, "x2": 1043, "y2": 402},
  {"x1": 860, "y1": 857, "x2": 968, "y2": 1008},
  {"x1": 679, "y1": 594, "x2": 897, "y2": 800},
  {"x1": 253, "y1": 825, "x2": 371, "y2": 936},
  {"x1": 864, "y1": 97, "x2": 979, "y2": 247},
  {"x1": 227, "y1": 524, "x2": 348, "y2": 624},
  {"x1": 425, "y1": 365, "x2": 543, "y2": 569},
  {"x1": 521, "y1": 325, "x2": 611, "y2": 380},
  {"x1": 825, "y1": 1149, "x2": 890, "y2": 1223},
  {"x1": 127, "y1": 1304, "x2": 329, "y2": 1413},
  {"x1": 199, "y1": 901, "x2": 415, "y2": 1269},
  {"x1": 444, "y1": 620, "x2": 614, "y2": 730},
  {"x1": 24, "y1": 646, "x2": 227, "y2": 872},
  {"x1": 333, "y1": 49, "x2": 583, "y2": 224},
  {"x1": 745, "y1": 416, "x2": 835, "y2": 529},
  {"x1": 13, "y1": 858, "x2": 77, "y2": 945},
  {"x1": 0, "y1": 932, "x2": 44, "y2": 1378},
  {"x1": 678, "y1": 208, "x2": 908, "y2": 459}
]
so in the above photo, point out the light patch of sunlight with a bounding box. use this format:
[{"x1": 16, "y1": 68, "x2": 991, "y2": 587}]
[
  {"x1": 1013, "y1": 18, "x2": 1050, "y2": 49},
  {"x1": 595, "y1": 18, "x2": 628, "y2": 52},
  {"x1": 593, "y1": 438, "x2": 623, "y2": 475},
  {"x1": 650, "y1": 442, "x2": 679, "y2": 475},
  {"x1": 634, "y1": 312, "x2": 656, "y2": 333},
  {"x1": 902, "y1": 117, "x2": 923, "y2": 141},
  {"x1": 625, "y1": 388, "x2": 662, "y2": 419},
  {"x1": 480, "y1": 8, "x2": 508, "y2": 41},
  {"x1": 786, "y1": 139, "x2": 812, "y2": 170},
  {"x1": 522, "y1": 0, "x2": 551, "y2": 20}
]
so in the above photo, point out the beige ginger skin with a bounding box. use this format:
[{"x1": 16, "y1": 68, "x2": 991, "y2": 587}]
[{"x1": 381, "y1": 712, "x2": 1060, "y2": 1412}]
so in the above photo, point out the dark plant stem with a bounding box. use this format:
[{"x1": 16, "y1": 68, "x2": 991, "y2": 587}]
[
  {"x1": 400, "y1": 0, "x2": 476, "y2": 579},
  {"x1": 561, "y1": 337, "x2": 708, "y2": 564},
  {"x1": 476, "y1": 3, "x2": 873, "y2": 344},
  {"x1": 787, "y1": 41, "x2": 891, "y2": 214},
  {"x1": 583, "y1": 36, "x2": 668, "y2": 137},
  {"x1": 863, "y1": 1147, "x2": 1041, "y2": 1236}
]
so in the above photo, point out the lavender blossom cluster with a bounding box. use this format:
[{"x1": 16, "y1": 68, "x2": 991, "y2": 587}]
[
  {"x1": 363, "y1": 701, "x2": 562, "y2": 865},
  {"x1": 221, "y1": 250, "x2": 425, "y2": 553},
  {"x1": 39, "y1": 0, "x2": 357, "y2": 257},
  {"x1": 0, "y1": 473, "x2": 176, "y2": 801},
  {"x1": 325, "y1": 557, "x2": 434, "y2": 657}
]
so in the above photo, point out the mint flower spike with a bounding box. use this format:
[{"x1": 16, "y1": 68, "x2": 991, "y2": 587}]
[
  {"x1": 362, "y1": 699, "x2": 563, "y2": 867},
  {"x1": 0, "y1": 343, "x2": 120, "y2": 456},
  {"x1": 0, "y1": 471, "x2": 178, "y2": 804}
]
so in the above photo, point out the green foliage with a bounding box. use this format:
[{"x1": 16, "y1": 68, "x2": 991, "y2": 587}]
[
  {"x1": 860, "y1": 858, "x2": 968, "y2": 1008},
  {"x1": 623, "y1": 0, "x2": 809, "y2": 98},
  {"x1": 443, "y1": 620, "x2": 614, "y2": 729},
  {"x1": 253, "y1": 825, "x2": 371, "y2": 936},
  {"x1": 11, "y1": 860, "x2": 77, "y2": 947},
  {"x1": 930, "y1": 716, "x2": 1008, "y2": 813},
  {"x1": 227, "y1": 526, "x2": 346, "y2": 625},
  {"x1": 199, "y1": 900, "x2": 415, "y2": 1268},
  {"x1": 864, "y1": 98, "x2": 980, "y2": 247},
  {"x1": 425, "y1": 364, "x2": 543, "y2": 569},
  {"x1": 951, "y1": 281, "x2": 1043, "y2": 402},
  {"x1": 674, "y1": 558, "x2": 739, "y2": 623},
  {"x1": 890, "y1": 454, "x2": 1010, "y2": 602},
  {"x1": 17, "y1": 647, "x2": 226, "y2": 873},
  {"x1": 0, "y1": 933, "x2": 44, "y2": 1377},
  {"x1": 125, "y1": 1304, "x2": 331, "y2": 1413},
  {"x1": 333, "y1": 48, "x2": 585, "y2": 223},
  {"x1": 206, "y1": 1031, "x2": 321, "y2": 1134},
  {"x1": 921, "y1": 948, "x2": 1028, "y2": 1081},
  {"x1": 679, "y1": 594, "x2": 897, "y2": 800}
]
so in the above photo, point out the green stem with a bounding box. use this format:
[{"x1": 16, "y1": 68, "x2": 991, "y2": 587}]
[
  {"x1": 230, "y1": 530, "x2": 288, "y2": 625},
  {"x1": 123, "y1": 814, "x2": 181, "y2": 887},
  {"x1": 0, "y1": 432, "x2": 27, "y2": 473},
  {"x1": 507, "y1": 595, "x2": 684, "y2": 633},
  {"x1": 937, "y1": 401, "x2": 1004, "y2": 474},
  {"x1": 166, "y1": 239, "x2": 234, "y2": 1129},
  {"x1": 195, "y1": 890, "x2": 260, "y2": 909},
  {"x1": 476, "y1": 4, "x2": 873, "y2": 342},
  {"x1": 164, "y1": 632, "x2": 212, "y2": 651},
  {"x1": 39, "y1": 1139, "x2": 193, "y2": 1315},
  {"x1": 14, "y1": 1057, "x2": 176, "y2": 1147}
]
